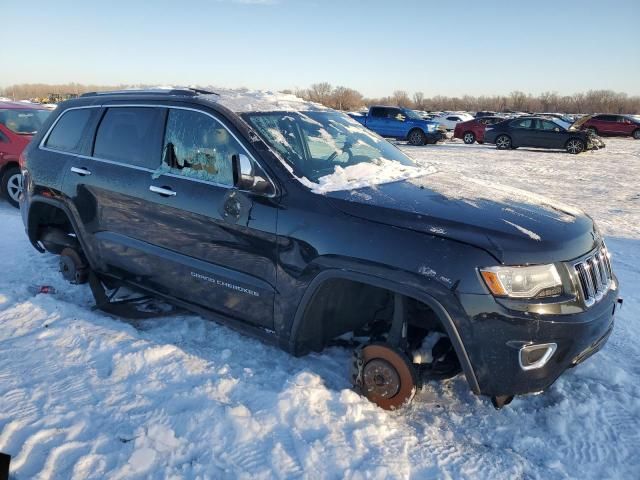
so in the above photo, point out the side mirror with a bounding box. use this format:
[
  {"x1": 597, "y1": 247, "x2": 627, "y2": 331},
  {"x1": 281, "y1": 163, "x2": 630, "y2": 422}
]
[{"x1": 232, "y1": 153, "x2": 273, "y2": 195}]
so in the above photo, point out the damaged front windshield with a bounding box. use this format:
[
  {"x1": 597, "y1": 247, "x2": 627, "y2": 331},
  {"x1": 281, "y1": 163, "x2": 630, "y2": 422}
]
[{"x1": 243, "y1": 111, "x2": 417, "y2": 185}]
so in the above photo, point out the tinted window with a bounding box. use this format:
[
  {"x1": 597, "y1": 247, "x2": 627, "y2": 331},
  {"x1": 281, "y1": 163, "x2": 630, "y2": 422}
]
[
  {"x1": 370, "y1": 107, "x2": 385, "y2": 118},
  {"x1": 94, "y1": 107, "x2": 164, "y2": 168},
  {"x1": 0, "y1": 109, "x2": 50, "y2": 134},
  {"x1": 447, "y1": 116, "x2": 461, "y2": 121},
  {"x1": 387, "y1": 108, "x2": 403, "y2": 120},
  {"x1": 538, "y1": 120, "x2": 560, "y2": 131},
  {"x1": 511, "y1": 118, "x2": 534, "y2": 129},
  {"x1": 0, "y1": 131, "x2": 8, "y2": 143},
  {"x1": 45, "y1": 108, "x2": 93, "y2": 153},
  {"x1": 159, "y1": 109, "x2": 242, "y2": 186},
  {"x1": 596, "y1": 115, "x2": 615, "y2": 122}
]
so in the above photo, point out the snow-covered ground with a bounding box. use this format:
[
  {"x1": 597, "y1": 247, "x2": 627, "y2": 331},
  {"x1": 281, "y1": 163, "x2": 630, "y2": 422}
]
[{"x1": 0, "y1": 138, "x2": 639, "y2": 479}]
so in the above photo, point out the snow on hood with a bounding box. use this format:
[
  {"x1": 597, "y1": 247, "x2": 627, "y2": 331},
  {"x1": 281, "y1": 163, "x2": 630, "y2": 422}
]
[
  {"x1": 204, "y1": 88, "x2": 329, "y2": 113},
  {"x1": 409, "y1": 173, "x2": 584, "y2": 223},
  {"x1": 301, "y1": 159, "x2": 437, "y2": 194}
]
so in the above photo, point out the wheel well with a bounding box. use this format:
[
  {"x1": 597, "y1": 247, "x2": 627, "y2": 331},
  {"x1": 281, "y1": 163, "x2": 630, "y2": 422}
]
[
  {"x1": 565, "y1": 137, "x2": 584, "y2": 146},
  {"x1": 0, "y1": 161, "x2": 19, "y2": 178},
  {"x1": 28, "y1": 202, "x2": 77, "y2": 251},
  {"x1": 407, "y1": 127, "x2": 424, "y2": 137},
  {"x1": 294, "y1": 278, "x2": 449, "y2": 353},
  {"x1": 463, "y1": 130, "x2": 474, "y2": 137}
]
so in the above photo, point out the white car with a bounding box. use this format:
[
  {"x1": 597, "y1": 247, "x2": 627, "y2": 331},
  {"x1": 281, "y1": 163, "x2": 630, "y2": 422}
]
[{"x1": 432, "y1": 112, "x2": 475, "y2": 130}]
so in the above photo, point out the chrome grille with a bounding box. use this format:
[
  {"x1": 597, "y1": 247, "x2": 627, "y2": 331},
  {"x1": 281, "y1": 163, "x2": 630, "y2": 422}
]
[{"x1": 574, "y1": 245, "x2": 613, "y2": 307}]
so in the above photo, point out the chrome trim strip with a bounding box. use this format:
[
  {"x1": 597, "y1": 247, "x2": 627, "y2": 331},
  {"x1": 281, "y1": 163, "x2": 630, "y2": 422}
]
[{"x1": 38, "y1": 104, "x2": 277, "y2": 198}]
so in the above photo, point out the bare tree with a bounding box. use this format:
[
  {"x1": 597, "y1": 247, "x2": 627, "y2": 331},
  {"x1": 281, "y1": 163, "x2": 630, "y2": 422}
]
[
  {"x1": 306, "y1": 82, "x2": 333, "y2": 104},
  {"x1": 330, "y1": 86, "x2": 363, "y2": 111},
  {"x1": 413, "y1": 92, "x2": 425, "y2": 110},
  {"x1": 392, "y1": 90, "x2": 411, "y2": 108}
]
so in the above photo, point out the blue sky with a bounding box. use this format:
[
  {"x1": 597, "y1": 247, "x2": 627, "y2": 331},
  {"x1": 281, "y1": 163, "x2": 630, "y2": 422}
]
[{"x1": 3, "y1": 0, "x2": 639, "y2": 97}]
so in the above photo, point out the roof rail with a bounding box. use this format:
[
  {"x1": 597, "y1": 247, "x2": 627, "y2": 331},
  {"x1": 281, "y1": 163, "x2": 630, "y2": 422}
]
[{"x1": 80, "y1": 87, "x2": 219, "y2": 98}]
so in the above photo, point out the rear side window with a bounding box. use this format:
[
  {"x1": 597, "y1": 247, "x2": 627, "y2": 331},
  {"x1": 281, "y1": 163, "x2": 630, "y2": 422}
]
[
  {"x1": 511, "y1": 118, "x2": 534, "y2": 129},
  {"x1": 370, "y1": 107, "x2": 385, "y2": 118},
  {"x1": 94, "y1": 107, "x2": 164, "y2": 169},
  {"x1": 45, "y1": 109, "x2": 93, "y2": 153}
]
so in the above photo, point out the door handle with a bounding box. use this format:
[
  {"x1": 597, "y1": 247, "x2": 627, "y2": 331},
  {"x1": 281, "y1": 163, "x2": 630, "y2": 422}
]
[
  {"x1": 70, "y1": 167, "x2": 91, "y2": 176},
  {"x1": 149, "y1": 185, "x2": 177, "y2": 197}
]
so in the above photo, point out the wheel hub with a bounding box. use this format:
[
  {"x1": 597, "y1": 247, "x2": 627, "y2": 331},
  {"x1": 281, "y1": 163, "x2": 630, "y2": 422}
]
[
  {"x1": 354, "y1": 344, "x2": 418, "y2": 410},
  {"x1": 363, "y1": 358, "x2": 400, "y2": 399}
]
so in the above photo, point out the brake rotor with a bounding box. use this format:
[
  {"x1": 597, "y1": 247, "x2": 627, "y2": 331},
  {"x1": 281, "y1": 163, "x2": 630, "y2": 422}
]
[
  {"x1": 360, "y1": 344, "x2": 418, "y2": 410},
  {"x1": 59, "y1": 247, "x2": 88, "y2": 284}
]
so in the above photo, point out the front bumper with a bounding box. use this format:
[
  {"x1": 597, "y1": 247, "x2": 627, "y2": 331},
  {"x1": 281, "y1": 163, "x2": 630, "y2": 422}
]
[
  {"x1": 457, "y1": 285, "x2": 618, "y2": 397},
  {"x1": 425, "y1": 131, "x2": 446, "y2": 143}
]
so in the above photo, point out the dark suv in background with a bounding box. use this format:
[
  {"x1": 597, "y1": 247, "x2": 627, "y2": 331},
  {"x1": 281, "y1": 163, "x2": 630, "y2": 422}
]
[{"x1": 20, "y1": 89, "x2": 620, "y2": 410}]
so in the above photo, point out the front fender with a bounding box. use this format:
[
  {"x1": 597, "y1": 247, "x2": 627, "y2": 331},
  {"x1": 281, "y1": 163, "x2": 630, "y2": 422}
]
[{"x1": 286, "y1": 267, "x2": 481, "y2": 394}]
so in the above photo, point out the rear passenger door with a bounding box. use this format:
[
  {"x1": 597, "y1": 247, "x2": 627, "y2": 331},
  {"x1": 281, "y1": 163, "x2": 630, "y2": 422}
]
[
  {"x1": 62, "y1": 106, "x2": 168, "y2": 276},
  {"x1": 366, "y1": 107, "x2": 393, "y2": 136},
  {"x1": 508, "y1": 118, "x2": 534, "y2": 146}
]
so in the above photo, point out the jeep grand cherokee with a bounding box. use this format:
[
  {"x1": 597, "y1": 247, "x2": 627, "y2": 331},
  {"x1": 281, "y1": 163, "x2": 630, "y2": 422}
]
[{"x1": 20, "y1": 88, "x2": 619, "y2": 409}]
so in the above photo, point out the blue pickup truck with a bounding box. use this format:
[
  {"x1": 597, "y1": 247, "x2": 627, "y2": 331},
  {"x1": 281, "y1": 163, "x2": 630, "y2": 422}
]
[{"x1": 349, "y1": 106, "x2": 444, "y2": 146}]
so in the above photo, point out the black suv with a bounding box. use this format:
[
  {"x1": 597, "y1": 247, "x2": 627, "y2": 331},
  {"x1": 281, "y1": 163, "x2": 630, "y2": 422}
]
[{"x1": 20, "y1": 89, "x2": 620, "y2": 409}]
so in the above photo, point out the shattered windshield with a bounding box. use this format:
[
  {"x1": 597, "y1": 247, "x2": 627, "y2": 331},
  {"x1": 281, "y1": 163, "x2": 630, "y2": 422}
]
[{"x1": 244, "y1": 111, "x2": 416, "y2": 184}]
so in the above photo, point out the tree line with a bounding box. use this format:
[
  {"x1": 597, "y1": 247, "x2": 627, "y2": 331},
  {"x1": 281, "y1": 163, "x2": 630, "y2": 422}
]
[
  {"x1": 2, "y1": 82, "x2": 639, "y2": 114},
  {"x1": 292, "y1": 83, "x2": 640, "y2": 114}
]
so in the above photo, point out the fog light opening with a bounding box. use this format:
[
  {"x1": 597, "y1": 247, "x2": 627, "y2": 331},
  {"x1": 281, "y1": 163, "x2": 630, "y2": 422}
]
[{"x1": 519, "y1": 343, "x2": 557, "y2": 371}]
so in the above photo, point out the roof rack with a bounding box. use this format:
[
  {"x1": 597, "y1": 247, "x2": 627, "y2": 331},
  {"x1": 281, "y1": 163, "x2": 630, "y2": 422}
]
[{"x1": 80, "y1": 87, "x2": 219, "y2": 98}]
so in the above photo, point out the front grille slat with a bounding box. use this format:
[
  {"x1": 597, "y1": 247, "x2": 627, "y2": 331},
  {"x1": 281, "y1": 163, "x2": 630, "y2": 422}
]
[{"x1": 574, "y1": 245, "x2": 613, "y2": 307}]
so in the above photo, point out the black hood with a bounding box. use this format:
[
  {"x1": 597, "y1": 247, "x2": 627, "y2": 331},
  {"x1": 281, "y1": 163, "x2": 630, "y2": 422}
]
[{"x1": 325, "y1": 173, "x2": 600, "y2": 265}]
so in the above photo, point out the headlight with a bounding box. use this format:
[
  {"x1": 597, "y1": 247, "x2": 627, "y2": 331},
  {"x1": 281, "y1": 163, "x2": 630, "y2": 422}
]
[{"x1": 480, "y1": 264, "x2": 562, "y2": 299}]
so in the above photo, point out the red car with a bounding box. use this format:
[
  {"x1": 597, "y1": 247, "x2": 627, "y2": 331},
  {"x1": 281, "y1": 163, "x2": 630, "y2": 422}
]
[
  {"x1": 0, "y1": 102, "x2": 51, "y2": 207},
  {"x1": 454, "y1": 116, "x2": 505, "y2": 144},
  {"x1": 579, "y1": 114, "x2": 640, "y2": 139}
]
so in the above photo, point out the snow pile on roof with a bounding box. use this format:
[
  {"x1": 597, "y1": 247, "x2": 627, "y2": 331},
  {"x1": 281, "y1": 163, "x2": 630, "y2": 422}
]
[
  {"x1": 304, "y1": 158, "x2": 437, "y2": 194},
  {"x1": 205, "y1": 88, "x2": 329, "y2": 113}
]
